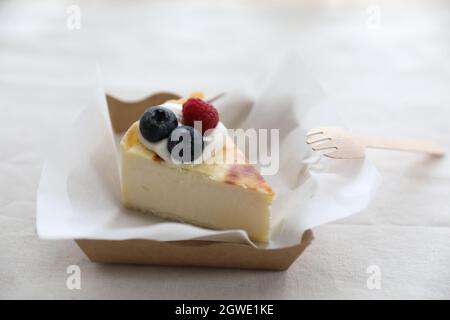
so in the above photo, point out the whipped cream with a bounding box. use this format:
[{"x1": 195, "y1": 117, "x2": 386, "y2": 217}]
[{"x1": 137, "y1": 103, "x2": 228, "y2": 165}]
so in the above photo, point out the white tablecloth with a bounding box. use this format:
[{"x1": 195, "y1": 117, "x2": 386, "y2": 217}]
[{"x1": 1, "y1": 0, "x2": 449, "y2": 299}]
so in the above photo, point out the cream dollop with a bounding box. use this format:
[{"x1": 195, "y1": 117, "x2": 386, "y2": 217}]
[{"x1": 137, "y1": 103, "x2": 227, "y2": 165}]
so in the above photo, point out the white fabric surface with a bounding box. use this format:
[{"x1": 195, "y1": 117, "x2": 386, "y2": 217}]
[{"x1": 1, "y1": 0, "x2": 449, "y2": 299}]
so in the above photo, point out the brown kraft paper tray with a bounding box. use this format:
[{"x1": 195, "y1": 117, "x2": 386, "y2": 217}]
[{"x1": 74, "y1": 92, "x2": 313, "y2": 271}]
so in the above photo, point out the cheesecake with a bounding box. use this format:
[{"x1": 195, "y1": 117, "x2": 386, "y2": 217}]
[{"x1": 120, "y1": 94, "x2": 275, "y2": 242}]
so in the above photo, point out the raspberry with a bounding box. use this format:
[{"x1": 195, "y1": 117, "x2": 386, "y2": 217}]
[{"x1": 182, "y1": 98, "x2": 219, "y2": 134}]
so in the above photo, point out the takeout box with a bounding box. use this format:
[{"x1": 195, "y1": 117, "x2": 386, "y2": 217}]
[
  {"x1": 74, "y1": 93, "x2": 314, "y2": 271},
  {"x1": 76, "y1": 232, "x2": 313, "y2": 270}
]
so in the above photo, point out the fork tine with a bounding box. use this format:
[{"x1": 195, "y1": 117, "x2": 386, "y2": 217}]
[
  {"x1": 314, "y1": 147, "x2": 339, "y2": 157},
  {"x1": 311, "y1": 139, "x2": 337, "y2": 151},
  {"x1": 306, "y1": 128, "x2": 324, "y2": 137},
  {"x1": 306, "y1": 129, "x2": 328, "y2": 144},
  {"x1": 306, "y1": 136, "x2": 330, "y2": 145},
  {"x1": 322, "y1": 149, "x2": 342, "y2": 159}
]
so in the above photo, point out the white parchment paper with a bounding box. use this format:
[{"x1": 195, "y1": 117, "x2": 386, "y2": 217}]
[{"x1": 36, "y1": 54, "x2": 380, "y2": 248}]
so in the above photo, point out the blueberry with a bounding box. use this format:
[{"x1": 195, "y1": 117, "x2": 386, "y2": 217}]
[
  {"x1": 167, "y1": 126, "x2": 204, "y2": 163},
  {"x1": 139, "y1": 107, "x2": 178, "y2": 142}
]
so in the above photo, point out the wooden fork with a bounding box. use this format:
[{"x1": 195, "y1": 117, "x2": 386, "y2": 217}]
[{"x1": 306, "y1": 126, "x2": 445, "y2": 159}]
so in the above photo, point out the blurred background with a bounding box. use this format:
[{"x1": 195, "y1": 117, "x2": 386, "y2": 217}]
[
  {"x1": 1, "y1": 0, "x2": 449, "y2": 299},
  {"x1": 1, "y1": 0, "x2": 449, "y2": 150}
]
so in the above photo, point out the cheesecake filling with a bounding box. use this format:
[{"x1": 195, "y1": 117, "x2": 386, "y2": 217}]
[{"x1": 137, "y1": 102, "x2": 228, "y2": 164}]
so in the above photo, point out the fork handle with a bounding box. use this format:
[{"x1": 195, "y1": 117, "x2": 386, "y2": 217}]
[{"x1": 357, "y1": 136, "x2": 445, "y2": 156}]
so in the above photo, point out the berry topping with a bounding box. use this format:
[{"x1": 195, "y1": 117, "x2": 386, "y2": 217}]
[
  {"x1": 167, "y1": 126, "x2": 204, "y2": 163},
  {"x1": 139, "y1": 107, "x2": 178, "y2": 142},
  {"x1": 182, "y1": 98, "x2": 219, "y2": 134}
]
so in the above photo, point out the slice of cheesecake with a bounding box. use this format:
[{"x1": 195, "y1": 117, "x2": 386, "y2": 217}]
[{"x1": 120, "y1": 121, "x2": 275, "y2": 242}]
